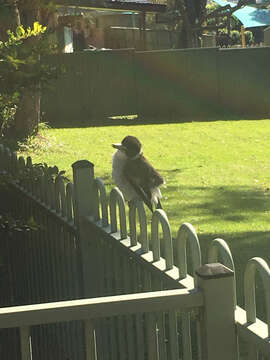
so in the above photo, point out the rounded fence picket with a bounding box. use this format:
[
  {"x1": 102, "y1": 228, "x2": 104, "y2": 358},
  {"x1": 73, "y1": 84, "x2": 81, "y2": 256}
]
[
  {"x1": 48, "y1": 179, "x2": 56, "y2": 209},
  {"x1": 35, "y1": 175, "x2": 42, "y2": 202},
  {"x1": 26, "y1": 156, "x2": 32, "y2": 168},
  {"x1": 55, "y1": 177, "x2": 63, "y2": 214},
  {"x1": 151, "y1": 209, "x2": 173, "y2": 270},
  {"x1": 94, "y1": 177, "x2": 108, "y2": 227},
  {"x1": 109, "y1": 187, "x2": 127, "y2": 239},
  {"x1": 55, "y1": 177, "x2": 67, "y2": 217},
  {"x1": 244, "y1": 257, "x2": 270, "y2": 335},
  {"x1": 176, "y1": 223, "x2": 201, "y2": 280},
  {"x1": 11, "y1": 151, "x2": 18, "y2": 175},
  {"x1": 0, "y1": 144, "x2": 4, "y2": 171},
  {"x1": 18, "y1": 156, "x2": 25, "y2": 171},
  {"x1": 25, "y1": 157, "x2": 33, "y2": 193},
  {"x1": 18, "y1": 156, "x2": 26, "y2": 189},
  {"x1": 4, "y1": 147, "x2": 11, "y2": 173},
  {"x1": 66, "y1": 182, "x2": 74, "y2": 224},
  {"x1": 40, "y1": 172, "x2": 47, "y2": 206},
  {"x1": 208, "y1": 238, "x2": 236, "y2": 309},
  {"x1": 129, "y1": 200, "x2": 148, "y2": 251}
]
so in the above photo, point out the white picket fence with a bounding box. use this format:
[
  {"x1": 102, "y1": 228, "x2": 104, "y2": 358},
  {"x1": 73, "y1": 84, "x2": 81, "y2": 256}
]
[{"x1": 0, "y1": 145, "x2": 269, "y2": 359}]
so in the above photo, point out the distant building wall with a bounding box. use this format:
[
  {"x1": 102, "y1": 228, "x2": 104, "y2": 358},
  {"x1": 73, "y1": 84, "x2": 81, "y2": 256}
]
[{"x1": 264, "y1": 27, "x2": 270, "y2": 45}]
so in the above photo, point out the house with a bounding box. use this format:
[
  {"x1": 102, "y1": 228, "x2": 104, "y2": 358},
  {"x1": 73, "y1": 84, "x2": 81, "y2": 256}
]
[{"x1": 54, "y1": 0, "x2": 167, "y2": 51}]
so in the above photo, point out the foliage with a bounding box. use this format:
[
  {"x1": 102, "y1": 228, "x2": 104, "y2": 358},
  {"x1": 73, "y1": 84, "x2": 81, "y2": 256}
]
[
  {"x1": 231, "y1": 30, "x2": 241, "y2": 45},
  {"x1": 163, "y1": 0, "x2": 252, "y2": 47},
  {"x1": 204, "y1": 0, "x2": 252, "y2": 35},
  {"x1": 0, "y1": 175, "x2": 39, "y2": 232},
  {"x1": 22, "y1": 162, "x2": 67, "y2": 183},
  {"x1": 158, "y1": 0, "x2": 207, "y2": 47},
  {"x1": 217, "y1": 29, "x2": 254, "y2": 46},
  {"x1": 0, "y1": 212, "x2": 37, "y2": 232},
  {"x1": 0, "y1": 148, "x2": 67, "y2": 233},
  {"x1": 16, "y1": 121, "x2": 65, "y2": 154},
  {"x1": 244, "y1": 30, "x2": 254, "y2": 45},
  {"x1": 0, "y1": 22, "x2": 61, "y2": 137}
]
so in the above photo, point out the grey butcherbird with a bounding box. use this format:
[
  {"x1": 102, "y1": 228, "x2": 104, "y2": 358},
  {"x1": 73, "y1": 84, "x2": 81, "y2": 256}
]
[{"x1": 112, "y1": 135, "x2": 165, "y2": 212}]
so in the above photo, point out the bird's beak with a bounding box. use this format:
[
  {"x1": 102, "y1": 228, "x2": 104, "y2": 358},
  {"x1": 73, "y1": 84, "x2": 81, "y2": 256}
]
[{"x1": 112, "y1": 143, "x2": 126, "y2": 151}]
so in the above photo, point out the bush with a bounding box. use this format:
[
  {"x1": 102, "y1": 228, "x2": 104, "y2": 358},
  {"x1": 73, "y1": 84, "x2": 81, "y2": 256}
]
[
  {"x1": 231, "y1": 30, "x2": 241, "y2": 45},
  {"x1": 229, "y1": 30, "x2": 254, "y2": 47},
  {"x1": 0, "y1": 22, "x2": 62, "y2": 138},
  {"x1": 244, "y1": 31, "x2": 254, "y2": 46}
]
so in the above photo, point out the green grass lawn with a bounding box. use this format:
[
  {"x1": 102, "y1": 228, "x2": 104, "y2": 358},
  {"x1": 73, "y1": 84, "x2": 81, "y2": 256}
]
[{"x1": 18, "y1": 119, "x2": 270, "y2": 313}]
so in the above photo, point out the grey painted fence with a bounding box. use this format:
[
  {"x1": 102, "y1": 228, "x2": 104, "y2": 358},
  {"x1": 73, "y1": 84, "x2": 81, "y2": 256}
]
[
  {"x1": 0, "y1": 147, "x2": 84, "y2": 360},
  {"x1": 41, "y1": 47, "x2": 270, "y2": 124},
  {"x1": 42, "y1": 49, "x2": 137, "y2": 125},
  {"x1": 104, "y1": 27, "x2": 179, "y2": 51},
  {"x1": 0, "y1": 145, "x2": 270, "y2": 359}
]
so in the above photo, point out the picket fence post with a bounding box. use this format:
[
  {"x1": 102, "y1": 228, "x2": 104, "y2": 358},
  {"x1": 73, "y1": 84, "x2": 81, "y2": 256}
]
[
  {"x1": 72, "y1": 160, "x2": 92, "y2": 290},
  {"x1": 72, "y1": 160, "x2": 96, "y2": 225},
  {"x1": 196, "y1": 263, "x2": 238, "y2": 360},
  {"x1": 72, "y1": 160, "x2": 97, "y2": 360}
]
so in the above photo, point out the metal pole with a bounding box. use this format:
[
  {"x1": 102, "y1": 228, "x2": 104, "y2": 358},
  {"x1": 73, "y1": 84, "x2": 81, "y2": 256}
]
[{"x1": 241, "y1": 25, "x2": 246, "y2": 48}]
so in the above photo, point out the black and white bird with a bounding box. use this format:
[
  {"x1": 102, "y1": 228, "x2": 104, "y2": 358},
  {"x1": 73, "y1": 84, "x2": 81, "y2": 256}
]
[{"x1": 112, "y1": 135, "x2": 165, "y2": 212}]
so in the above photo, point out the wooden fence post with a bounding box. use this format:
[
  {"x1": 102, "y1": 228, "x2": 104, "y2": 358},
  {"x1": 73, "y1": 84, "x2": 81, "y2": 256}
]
[
  {"x1": 72, "y1": 160, "x2": 97, "y2": 360},
  {"x1": 72, "y1": 160, "x2": 97, "y2": 298},
  {"x1": 72, "y1": 160, "x2": 96, "y2": 225},
  {"x1": 196, "y1": 263, "x2": 238, "y2": 360}
]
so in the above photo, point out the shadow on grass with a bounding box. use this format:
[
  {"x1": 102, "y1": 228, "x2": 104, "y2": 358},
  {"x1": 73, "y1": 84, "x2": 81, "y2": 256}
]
[
  {"x1": 159, "y1": 175, "x2": 270, "y2": 318},
  {"x1": 163, "y1": 178, "x2": 270, "y2": 225},
  {"x1": 48, "y1": 110, "x2": 269, "y2": 130}
]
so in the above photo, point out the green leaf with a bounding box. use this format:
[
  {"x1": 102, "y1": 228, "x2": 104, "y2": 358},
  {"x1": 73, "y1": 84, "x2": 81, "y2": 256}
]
[{"x1": 16, "y1": 26, "x2": 25, "y2": 38}]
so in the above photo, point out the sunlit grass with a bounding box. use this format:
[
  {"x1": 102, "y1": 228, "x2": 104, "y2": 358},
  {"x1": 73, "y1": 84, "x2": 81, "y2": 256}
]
[{"x1": 18, "y1": 118, "x2": 270, "y2": 309}]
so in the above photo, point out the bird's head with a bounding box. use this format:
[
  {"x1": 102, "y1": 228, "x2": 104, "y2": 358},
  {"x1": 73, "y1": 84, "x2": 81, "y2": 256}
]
[{"x1": 112, "y1": 135, "x2": 142, "y2": 159}]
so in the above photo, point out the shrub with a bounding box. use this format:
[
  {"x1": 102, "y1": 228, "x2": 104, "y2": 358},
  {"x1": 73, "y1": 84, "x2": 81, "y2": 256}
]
[
  {"x1": 231, "y1": 30, "x2": 241, "y2": 45},
  {"x1": 244, "y1": 31, "x2": 254, "y2": 46},
  {"x1": 0, "y1": 22, "x2": 62, "y2": 138}
]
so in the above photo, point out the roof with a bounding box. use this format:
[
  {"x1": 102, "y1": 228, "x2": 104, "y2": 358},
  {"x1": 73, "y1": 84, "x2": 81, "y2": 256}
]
[
  {"x1": 106, "y1": 0, "x2": 166, "y2": 12},
  {"x1": 212, "y1": 0, "x2": 270, "y2": 27},
  {"x1": 56, "y1": 0, "x2": 167, "y2": 13}
]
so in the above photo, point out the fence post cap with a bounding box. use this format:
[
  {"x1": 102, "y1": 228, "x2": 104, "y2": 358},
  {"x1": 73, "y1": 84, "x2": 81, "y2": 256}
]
[
  {"x1": 72, "y1": 160, "x2": 94, "y2": 170},
  {"x1": 196, "y1": 263, "x2": 234, "y2": 280}
]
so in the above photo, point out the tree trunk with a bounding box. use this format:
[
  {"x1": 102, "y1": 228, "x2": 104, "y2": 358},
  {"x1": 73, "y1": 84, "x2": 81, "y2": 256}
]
[
  {"x1": 12, "y1": 90, "x2": 40, "y2": 140},
  {"x1": 13, "y1": 0, "x2": 21, "y2": 27},
  {"x1": 11, "y1": 5, "x2": 41, "y2": 141},
  {"x1": 177, "y1": 18, "x2": 194, "y2": 48}
]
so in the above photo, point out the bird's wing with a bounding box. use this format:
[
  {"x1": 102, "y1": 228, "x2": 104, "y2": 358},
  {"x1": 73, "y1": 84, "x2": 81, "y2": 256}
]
[
  {"x1": 123, "y1": 156, "x2": 164, "y2": 212},
  {"x1": 125, "y1": 156, "x2": 164, "y2": 187},
  {"x1": 124, "y1": 174, "x2": 153, "y2": 212}
]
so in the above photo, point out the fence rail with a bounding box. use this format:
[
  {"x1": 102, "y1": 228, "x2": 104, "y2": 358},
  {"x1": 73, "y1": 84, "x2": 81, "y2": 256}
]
[
  {"x1": 1, "y1": 143, "x2": 270, "y2": 359},
  {"x1": 0, "y1": 264, "x2": 236, "y2": 360},
  {"x1": 0, "y1": 288, "x2": 203, "y2": 328}
]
